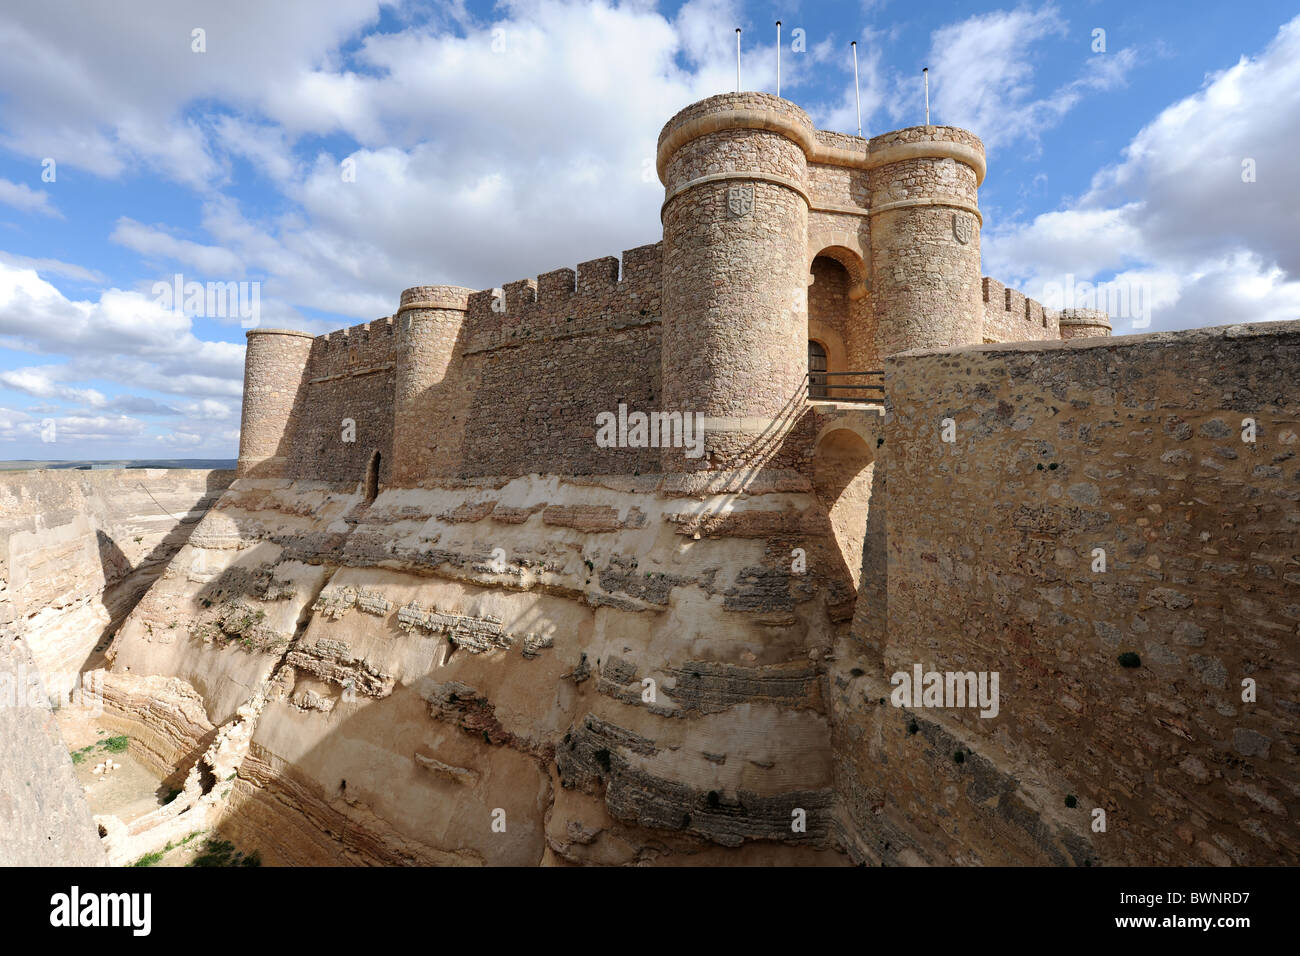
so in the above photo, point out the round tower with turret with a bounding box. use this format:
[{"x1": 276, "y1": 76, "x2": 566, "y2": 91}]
[
  {"x1": 1058, "y1": 308, "x2": 1112, "y2": 340},
  {"x1": 391, "y1": 285, "x2": 474, "y2": 485},
  {"x1": 656, "y1": 92, "x2": 813, "y2": 475},
  {"x1": 865, "y1": 126, "x2": 986, "y2": 356},
  {"x1": 238, "y1": 328, "x2": 314, "y2": 477}
]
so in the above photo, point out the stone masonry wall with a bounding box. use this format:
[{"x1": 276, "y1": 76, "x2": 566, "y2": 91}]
[
  {"x1": 981, "y1": 276, "x2": 1060, "y2": 343},
  {"x1": 867, "y1": 127, "x2": 985, "y2": 362},
  {"x1": 282, "y1": 317, "x2": 401, "y2": 486},
  {"x1": 453, "y1": 243, "x2": 664, "y2": 477},
  {"x1": 238, "y1": 329, "x2": 313, "y2": 478},
  {"x1": 658, "y1": 94, "x2": 813, "y2": 478},
  {"x1": 809, "y1": 255, "x2": 852, "y2": 365},
  {"x1": 249, "y1": 247, "x2": 666, "y2": 484},
  {"x1": 392, "y1": 287, "x2": 473, "y2": 484},
  {"x1": 876, "y1": 321, "x2": 1300, "y2": 865}
]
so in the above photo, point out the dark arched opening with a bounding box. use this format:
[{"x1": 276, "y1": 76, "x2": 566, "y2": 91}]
[{"x1": 364, "y1": 450, "x2": 381, "y2": 502}]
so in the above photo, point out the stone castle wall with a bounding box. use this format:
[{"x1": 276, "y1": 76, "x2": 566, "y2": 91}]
[
  {"x1": 238, "y1": 328, "x2": 314, "y2": 479},
  {"x1": 240, "y1": 247, "x2": 667, "y2": 486},
  {"x1": 455, "y1": 243, "x2": 664, "y2": 478},
  {"x1": 1059, "y1": 308, "x2": 1113, "y2": 340},
  {"x1": 284, "y1": 318, "x2": 402, "y2": 484},
  {"x1": 867, "y1": 126, "x2": 985, "y2": 358},
  {"x1": 836, "y1": 321, "x2": 1299, "y2": 865},
  {"x1": 981, "y1": 276, "x2": 1059, "y2": 343}
]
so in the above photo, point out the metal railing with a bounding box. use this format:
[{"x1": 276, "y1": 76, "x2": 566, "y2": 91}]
[{"x1": 807, "y1": 370, "x2": 884, "y2": 403}]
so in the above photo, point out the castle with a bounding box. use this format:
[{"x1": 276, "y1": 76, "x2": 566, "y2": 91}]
[
  {"x1": 237, "y1": 92, "x2": 1111, "y2": 491},
  {"x1": 6, "y1": 93, "x2": 1292, "y2": 868}
]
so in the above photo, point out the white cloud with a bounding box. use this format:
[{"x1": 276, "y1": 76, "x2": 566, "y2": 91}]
[
  {"x1": 0, "y1": 260, "x2": 244, "y2": 396},
  {"x1": 983, "y1": 16, "x2": 1300, "y2": 332},
  {"x1": 51, "y1": 415, "x2": 149, "y2": 442},
  {"x1": 0, "y1": 0, "x2": 389, "y2": 188},
  {"x1": 157, "y1": 430, "x2": 204, "y2": 448},
  {"x1": 82, "y1": 0, "x2": 780, "y2": 317},
  {"x1": 176, "y1": 398, "x2": 236, "y2": 421},
  {"x1": 922, "y1": 5, "x2": 1136, "y2": 152},
  {"x1": 0, "y1": 366, "x2": 106, "y2": 406},
  {"x1": 0, "y1": 178, "x2": 60, "y2": 217},
  {"x1": 110, "y1": 218, "x2": 244, "y2": 276},
  {"x1": 0, "y1": 251, "x2": 104, "y2": 284}
]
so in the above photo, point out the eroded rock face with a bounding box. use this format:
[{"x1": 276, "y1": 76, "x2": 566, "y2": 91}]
[
  {"x1": 0, "y1": 469, "x2": 233, "y2": 679},
  {"x1": 0, "y1": 469, "x2": 233, "y2": 866},
  {"x1": 100, "y1": 474, "x2": 854, "y2": 866}
]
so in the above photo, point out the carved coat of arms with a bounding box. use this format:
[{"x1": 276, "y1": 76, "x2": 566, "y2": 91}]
[
  {"x1": 727, "y1": 185, "x2": 754, "y2": 219},
  {"x1": 952, "y1": 213, "x2": 972, "y2": 244}
]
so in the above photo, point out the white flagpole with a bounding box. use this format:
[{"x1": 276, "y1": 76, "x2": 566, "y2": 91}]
[
  {"x1": 736, "y1": 28, "x2": 742, "y2": 92},
  {"x1": 776, "y1": 21, "x2": 781, "y2": 97},
  {"x1": 851, "y1": 41, "x2": 862, "y2": 136},
  {"x1": 923, "y1": 67, "x2": 930, "y2": 125}
]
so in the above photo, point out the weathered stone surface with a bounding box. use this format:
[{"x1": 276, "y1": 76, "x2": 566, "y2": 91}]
[
  {"x1": 0, "y1": 634, "x2": 105, "y2": 865},
  {"x1": 664, "y1": 660, "x2": 820, "y2": 714},
  {"x1": 285, "y1": 640, "x2": 395, "y2": 698},
  {"x1": 557, "y1": 714, "x2": 832, "y2": 848},
  {"x1": 396, "y1": 601, "x2": 513, "y2": 652},
  {"x1": 850, "y1": 321, "x2": 1300, "y2": 867}
]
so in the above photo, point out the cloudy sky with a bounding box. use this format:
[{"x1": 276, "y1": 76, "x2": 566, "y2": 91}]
[{"x1": 0, "y1": 0, "x2": 1296, "y2": 460}]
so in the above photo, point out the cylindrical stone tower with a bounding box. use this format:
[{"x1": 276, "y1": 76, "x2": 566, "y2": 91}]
[
  {"x1": 866, "y1": 127, "x2": 986, "y2": 357},
  {"x1": 657, "y1": 93, "x2": 813, "y2": 475},
  {"x1": 391, "y1": 285, "x2": 474, "y2": 485},
  {"x1": 1058, "y1": 308, "x2": 1112, "y2": 340},
  {"x1": 238, "y1": 328, "x2": 314, "y2": 478}
]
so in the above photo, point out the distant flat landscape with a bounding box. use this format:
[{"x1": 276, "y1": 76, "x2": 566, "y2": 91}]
[{"x1": 0, "y1": 459, "x2": 236, "y2": 472}]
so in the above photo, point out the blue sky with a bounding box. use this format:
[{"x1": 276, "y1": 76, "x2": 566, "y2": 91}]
[{"x1": 0, "y1": 0, "x2": 1297, "y2": 460}]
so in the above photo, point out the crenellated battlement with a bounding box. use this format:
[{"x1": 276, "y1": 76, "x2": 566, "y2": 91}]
[
  {"x1": 981, "y1": 276, "x2": 1067, "y2": 342},
  {"x1": 462, "y1": 243, "x2": 662, "y2": 352},
  {"x1": 318, "y1": 316, "x2": 396, "y2": 351}
]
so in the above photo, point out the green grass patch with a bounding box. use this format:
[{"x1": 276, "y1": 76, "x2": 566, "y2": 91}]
[
  {"x1": 188, "y1": 837, "x2": 261, "y2": 867},
  {"x1": 71, "y1": 735, "x2": 130, "y2": 764}
]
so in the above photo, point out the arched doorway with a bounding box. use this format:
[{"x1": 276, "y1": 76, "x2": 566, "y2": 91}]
[
  {"x1": 808, "y1": 255, "x2": 851, "y2": 378},
  {"x1": 806, "y1": 248, "x2": 879, "y2": 402}
]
